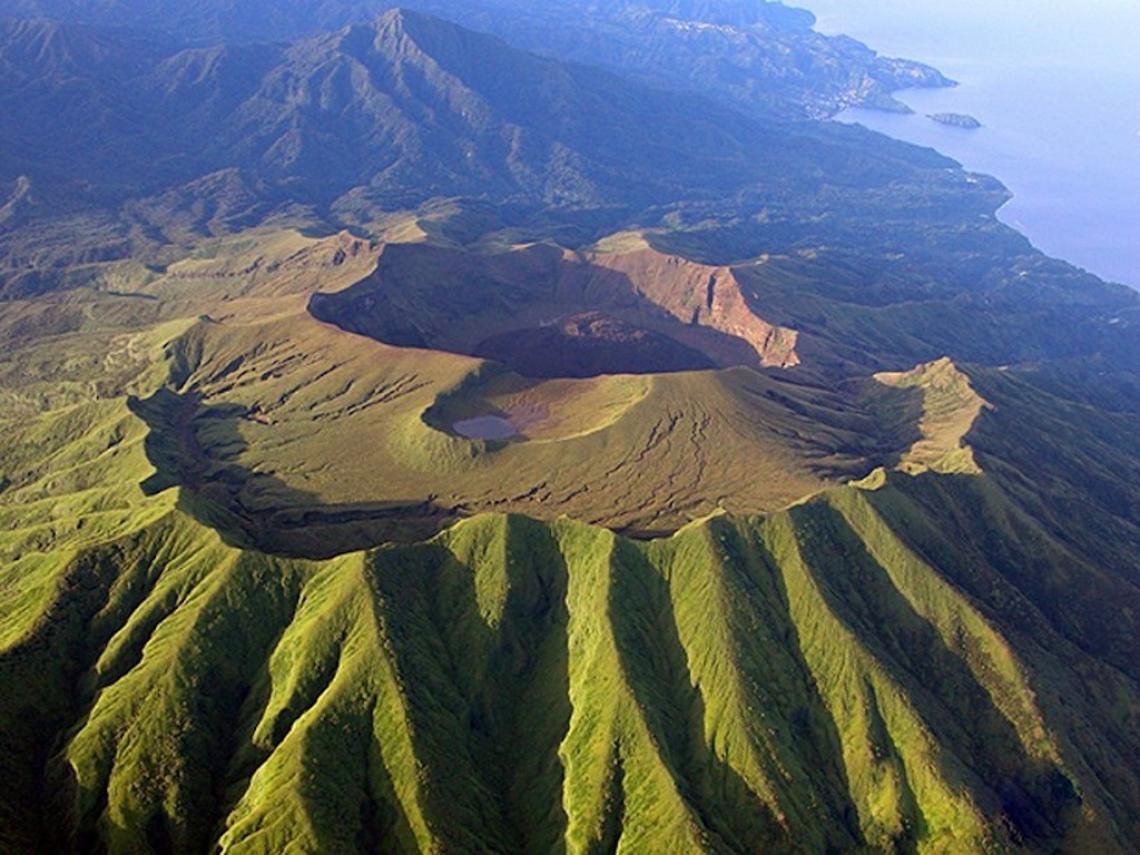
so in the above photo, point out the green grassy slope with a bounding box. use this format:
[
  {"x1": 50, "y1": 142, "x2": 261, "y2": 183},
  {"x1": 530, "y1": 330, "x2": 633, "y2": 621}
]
[
  {"x1": 2, "y1": 225, "x2": 1138, "y2": 852},
  {"x1": 1, "y1": 332, "x2": 1137, "y2": 851},
  {"x1": 2, "y1": 475, "x2": 1137, "y2": 852},
  {"x1": 135, "y1": 309, "x2": 887, "y2": 549}
]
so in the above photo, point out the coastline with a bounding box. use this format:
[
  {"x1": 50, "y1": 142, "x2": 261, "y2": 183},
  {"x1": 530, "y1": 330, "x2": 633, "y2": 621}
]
[{"x1": 811, "y1": 1, "x2": 1140, "y2": 290}]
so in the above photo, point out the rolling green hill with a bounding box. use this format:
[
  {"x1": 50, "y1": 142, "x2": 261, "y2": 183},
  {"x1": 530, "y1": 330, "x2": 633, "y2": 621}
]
[
  {"x1": 1, "y1": 223, "x2": 1138, "y2": 851},
  {"x1": 2, "y1": 467, "x2": 1137, "y2": 851},
  {"x1": 1, "y1": 4, "x2": 1139, "y2": 853}
]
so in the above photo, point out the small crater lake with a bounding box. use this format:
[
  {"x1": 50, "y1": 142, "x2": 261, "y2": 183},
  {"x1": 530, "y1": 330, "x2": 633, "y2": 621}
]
[{"x1": 453, "y1": 416, "x2": 520, "y2": 440}]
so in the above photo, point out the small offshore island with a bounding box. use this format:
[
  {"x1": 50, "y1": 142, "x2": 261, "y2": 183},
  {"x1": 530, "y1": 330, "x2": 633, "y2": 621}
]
[{"x1": 928, "y1": 112, "x2": 983, "y2": 129}]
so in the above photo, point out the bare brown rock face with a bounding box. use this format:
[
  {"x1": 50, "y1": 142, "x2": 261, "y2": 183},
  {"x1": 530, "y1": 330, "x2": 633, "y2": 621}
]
[
  {"x1": 310, "y1": 241, "x2": 799, "y2": 378},
  {"x1": 590, "y1": 248, "x2": 800, "y2": 368}
]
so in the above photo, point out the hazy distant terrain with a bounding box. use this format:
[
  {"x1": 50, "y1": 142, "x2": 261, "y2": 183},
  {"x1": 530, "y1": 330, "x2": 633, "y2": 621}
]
[
  {"x1": 813, "y1": 0, "x2": 1140, "y2": 289},
  {"x1": 0, "y1": 2, "x2": 1138, "y2": 853},
  {"x1": 0, "y1": 0, "x2": 950, "y2": 117}
]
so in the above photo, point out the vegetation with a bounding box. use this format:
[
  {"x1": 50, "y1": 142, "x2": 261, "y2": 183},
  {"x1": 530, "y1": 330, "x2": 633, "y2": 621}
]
[
  {"x1": 2, "y1": 475, "x2": 1137, "y2": 851},
  {"x1": 1, "y1": 3, "x2": 1138, "y2": 853},
  {"x1": 1, "y1": 225, "x2": 1137, "y2": 850}
]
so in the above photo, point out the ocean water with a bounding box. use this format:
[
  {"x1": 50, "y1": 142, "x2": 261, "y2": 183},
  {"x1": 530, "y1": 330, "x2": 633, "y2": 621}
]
[{"x1": 806, "y1": 0, "x2": 1140, "y2": 289}]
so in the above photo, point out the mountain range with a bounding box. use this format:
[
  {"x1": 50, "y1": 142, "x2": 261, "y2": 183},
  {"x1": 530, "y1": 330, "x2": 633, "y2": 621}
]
[
  {"x1": 0, "y1": 7, "x2": 961, "y2": 283},
  {"x1": 0, "y1": 0, "x2": 949, "y2": 117},
  {"x1": 0, "y1": 3, "x2": 1137, "y2": 853}
]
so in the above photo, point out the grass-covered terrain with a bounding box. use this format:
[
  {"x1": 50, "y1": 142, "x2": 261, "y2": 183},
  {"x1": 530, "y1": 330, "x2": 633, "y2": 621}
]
[
  {"x1": 2, "y1": 474, "x2": 1138, "y2": 851},
  {"x1": 2, "y1": 5, "x2": 1139, "y2": 851},
  {"x1": 0, "y1": 219, "x2": 1137, "y2": 853}
]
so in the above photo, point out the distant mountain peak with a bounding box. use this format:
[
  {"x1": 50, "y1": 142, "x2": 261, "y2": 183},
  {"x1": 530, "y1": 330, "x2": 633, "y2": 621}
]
[
  {"x1": 0, "y1": 16, "x2": 104, "y2": 68},
  {"x1": 314, "y1": 6, "x2": 500, "y2": 72},
  {"x1": 343, "y1": 6, "x2": 477, "y2": 44},
  {"x1": 374, "y1": 6, "x2": 425, "y2": 28}
]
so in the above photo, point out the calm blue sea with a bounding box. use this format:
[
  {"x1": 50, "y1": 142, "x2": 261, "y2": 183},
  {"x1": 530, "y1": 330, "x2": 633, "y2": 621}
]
[{"x1": 806, "y1": 0, "x2": 1140, "y2": 289}]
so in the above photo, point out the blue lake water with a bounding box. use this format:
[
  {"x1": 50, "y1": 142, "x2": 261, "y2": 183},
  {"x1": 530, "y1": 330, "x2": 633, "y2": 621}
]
[{"x1": 806, "y1": 0, "x2": 1140, "y2": 289}]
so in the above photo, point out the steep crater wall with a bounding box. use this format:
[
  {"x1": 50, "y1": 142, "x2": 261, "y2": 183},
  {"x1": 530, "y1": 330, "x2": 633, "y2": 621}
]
[{"x1": 308, "y1": 242, "x2": 799, "y2": 379}]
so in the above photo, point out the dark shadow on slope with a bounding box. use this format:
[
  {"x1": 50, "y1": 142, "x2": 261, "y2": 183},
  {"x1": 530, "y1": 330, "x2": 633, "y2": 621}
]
[
  {"x1": 606, "y1": 536, "x2": 790, "y2": 852},
  {"x1": 363, "y1": 728, "x2": 421, "y2": 853},
  {"x1": 0, "y1": 514, "x2": 206, "y2": 853},
  {"x1": 869, "y1": 467, "x2": 1140, "y2": 684},
  {"x1": 308, "y1": 242, "x2": 776, "y2": 380},
  {"x1": 492, "y1": 517, "x2": 573, "y2": 855},
  {"x1": 208, "y1": 591, "x2": 317, "y2": 851},
  {"x1": 788, "y1": 500, "x2": 1080, "y2": 848},
  {"x1": 0, "y1": 543, "x2": 132, "y2": 852},
  {"x1": 129, "y1": 388, "x2": 462, "y2": 558},
  {"x1": 717, "y1": 518, "x2": 868, "y2": 849},
  {"x1": 108, "y1": 551, "x2": 306, "y2": 854},
  {"x1": 363, "y1": 517, "x2": 572, "y2": 853},
  {"x1": 862, "y1": 473, "x2": 1140, "y2": 844},
  {"x1": 280, "y1": 696, "x2": 419, "y2": 853},
  {"x1": 595, "y1": 744, "x2": 626, "y2": 855},
  {"x1": 856, "y1": 377, "x2": 927, "y2": 471},
  {"x1": 963, "y1": 371, "x2": 1140, "y2": 678},
  {"x1": 1, "y1": 514, "x2": 307, "y2": 854},
  {"x1": 860, "y1": 678, "x2": 928, "y2": 853}
]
